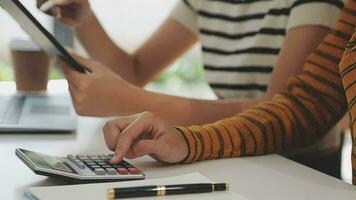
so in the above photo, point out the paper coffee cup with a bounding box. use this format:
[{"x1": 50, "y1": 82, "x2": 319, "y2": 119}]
[{"x1": 9, "y1": 39, "x2": 50, "y2": 93}]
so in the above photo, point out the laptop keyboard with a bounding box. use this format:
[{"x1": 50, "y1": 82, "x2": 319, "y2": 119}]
[{"x1": 0, "y1": 96, "x2": 25, "y2": 124}]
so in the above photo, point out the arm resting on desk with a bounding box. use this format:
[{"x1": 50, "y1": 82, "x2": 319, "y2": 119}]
[
  {"x1": 177, "y1": 5, "x2": 355, "y2": 166},
  {"x1": 104, "y1": 1, "x2": 356, "y2": 185}
]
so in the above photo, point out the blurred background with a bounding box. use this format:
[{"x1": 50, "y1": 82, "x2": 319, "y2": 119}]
[
  {"x1": 0, "y1": 0, "x2": 353, "y2": 184},
  {"x1": 0, "y1": 0, "x2": 214, "y2": 98}
]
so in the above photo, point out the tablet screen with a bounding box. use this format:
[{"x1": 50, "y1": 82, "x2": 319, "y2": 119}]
[{"x1": 0, "y1": 0, "x2": 87, "y2": 73}]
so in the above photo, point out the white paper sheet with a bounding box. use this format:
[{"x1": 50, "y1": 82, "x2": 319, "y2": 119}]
[{"x1": 25, "y1": 172, "x2": 247, "y2": 200}]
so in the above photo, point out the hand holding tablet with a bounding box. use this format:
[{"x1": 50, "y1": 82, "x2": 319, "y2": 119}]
[
  {"x1": 0, "y1": 0, "x2": 88, "y2": 73},
  {"x1": 0, "y1": 0, "x2": 141, "y2": 116},
  {"x1": 36, "y1": 0, "x2": 93, "y2": 26},
  {"x1": 56, "y1": 53, "x2": 135, "y2": 116}
]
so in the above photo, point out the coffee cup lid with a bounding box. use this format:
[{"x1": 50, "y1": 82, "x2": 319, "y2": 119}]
[{"x1": 9, "y1": 39, "x2": 42, "y2": 52}]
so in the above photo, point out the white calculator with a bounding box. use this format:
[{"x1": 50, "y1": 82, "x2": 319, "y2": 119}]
[{"x1": 16, "y1": 148, "x2": 145, "y2": 183}]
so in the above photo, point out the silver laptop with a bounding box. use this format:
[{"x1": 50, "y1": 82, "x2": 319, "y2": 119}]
[
  {"x1": 0, "y1": 0, "x2": 85, "y2": 132},
  {"x1": 0, "y1": 94, "x2": 77, "y2": 132}
]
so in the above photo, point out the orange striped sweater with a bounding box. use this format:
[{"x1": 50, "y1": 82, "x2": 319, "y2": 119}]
[{"x1": 177, "y1": 0, "x2": 356, "y2": 185}]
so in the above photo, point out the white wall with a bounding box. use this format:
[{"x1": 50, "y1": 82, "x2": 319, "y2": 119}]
[
  {"x1": 0, "y1": 0, "x2": 178, "y2": 61},
  {"x1": 86, "y1": 0, "x2": 178, "y2": 52},
  {"x1": 0, "y1": 0, "x2": 51, "y2": 61}
]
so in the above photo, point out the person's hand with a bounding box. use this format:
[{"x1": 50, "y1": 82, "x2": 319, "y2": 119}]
[
  {"x1": 103, "y1": 112, "x2": 188, "y2": 164},
  {"x1": 37, "y1": 0, "x2": 93, "y2": 26},
  {"x1": 57, "y1": 53, "x2": 133, "y2": 116}
]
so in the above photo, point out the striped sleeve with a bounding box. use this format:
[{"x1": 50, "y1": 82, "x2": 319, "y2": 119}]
[
  {"x1": 170, "y1": 0, "x2": 199, "y2": 35},
  {"x1": 177, "y1": 0, "x2": 356, "y2": 181},
  {"x1": 339, "y1": 29, "x2": 356, "y2": 185},
  {"x1": 287, "y1": 0, "x2": 345, "y2": 30}
]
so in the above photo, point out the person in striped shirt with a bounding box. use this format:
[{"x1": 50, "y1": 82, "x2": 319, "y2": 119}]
[
  {"x1": 98, "y1": 0, "x2": 356, "y2": 185},
  {"x1": 39, "y1": 0, "x2": 345, "y2": 177}
]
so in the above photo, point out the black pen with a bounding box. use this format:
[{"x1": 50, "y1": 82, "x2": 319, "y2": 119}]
[{"x1": 107, "y1": 183, "x2": 230, "y2": 199}]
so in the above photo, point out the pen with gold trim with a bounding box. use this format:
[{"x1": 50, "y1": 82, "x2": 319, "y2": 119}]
[{"x1": 107, "y1": 183, "x2": 229, "y2": 199}]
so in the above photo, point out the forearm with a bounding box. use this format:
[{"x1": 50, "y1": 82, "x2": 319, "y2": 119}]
[
  {"x1": 178, "y1": 90, "x2": 347, "y2": 163},
  {"x1": 176, "y1": 7, "x2": 353, "y2": 163},
  {"x1": 111, "y1": 86, "x2": 260, "y2": 126},
  {"x1": 339, "y1": 31, "x2": 356, "y2": 186},
  {"x1": 75, "y1": 16, "x2": 197, "y2": 87},
  {"x1": 75, "y1": 12, "x2": 137, "y2": 84}
]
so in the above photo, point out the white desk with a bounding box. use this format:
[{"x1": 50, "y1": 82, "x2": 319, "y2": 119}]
[{"x1": 0, "y1": 80, "x2": 356, "y2": 200}]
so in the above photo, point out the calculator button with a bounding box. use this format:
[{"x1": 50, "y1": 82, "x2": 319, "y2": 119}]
[
  {"x1": 112, "y1": 164, "x2": 125, "y2": 168},
  {"x1": 74, "y1": 162, "x2": 86, "y2": 169},
  {"x1": 106, "y1": 168, "x2": 117, "y2": 175},
  {"x1": 101, "y1": 164, "x2": 112, "y2": 169},
  {"x1": 67, "y1": 154, "x2": 75, "y2": 159},
  {"x1": 72, "y1": 158, "x2": 81, "y2": 163},
  {"x1": 102, "y1": 155, "x2": 113, "y2": 160},
  {"x1": 84, "y1": 162, "x2": 96, "y2": 165},
  {"x1": 78, "y1": 163, "x2": 86, "y2": 169},
  {"x1": 98, "y1": 156, "x2": 107, "y2": 160},
  {"x1": 88, "y1": 165, "x2": 101, "y2": 170},
  {"x1": 78, "y1": 155, "x2": 88, "y2": 159},
  {"x1": 94, "y1": 168, "x2": 106, "y2": 175},
  {"x1": 66, "y1": 159, "x2": 85, "y2": 169},
  {"x1": 77, "y1": 156, "x2": 88, "y2": 161},
  {"x1": 117, "y1": 168, "x2": 129, "y2": 175},
  {"x1": 88, "y1": 156, "x2": 100, "y2": 160},
  {"x1": 76, "y1": 154, "x2": 85, "y2": 158},
  {"x1": 128, "y1": 168, "x2": 141, "y2": 174},
  {"x1": 67, "y1": 155, "x2": 76, "y2": 162}
]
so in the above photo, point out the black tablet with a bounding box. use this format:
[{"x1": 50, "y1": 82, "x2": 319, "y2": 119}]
[{"x1": 0, "y1": 0, "x2": 87, "y2": 73}]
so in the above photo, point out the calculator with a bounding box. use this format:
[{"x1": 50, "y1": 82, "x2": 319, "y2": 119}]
[{"x1": 16, "y1": 148, "x2": 145, "y2": 183}]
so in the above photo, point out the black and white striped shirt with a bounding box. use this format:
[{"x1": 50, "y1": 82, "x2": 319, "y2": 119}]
[{"x1": 171, "y1": 0, "x2": 344, "y2": 99}]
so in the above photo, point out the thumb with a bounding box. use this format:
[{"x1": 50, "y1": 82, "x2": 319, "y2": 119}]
[
  {"x1": 127, "y1": 140, "x2": 159, "y2": 159},
  {"x1": 69, "y1": 52, "x2": 102, "y2": 72},
  {"x1": 57, "y1": 56, "x2": 82, "y2": 79}
]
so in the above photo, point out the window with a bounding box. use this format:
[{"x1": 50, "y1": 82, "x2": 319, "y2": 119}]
[
  {"x1": 0, "y1": 0, "x2": 204, "y2": 91},
  {"x1": 83, "y1": 0, "x2": 204, "y2": 85}
]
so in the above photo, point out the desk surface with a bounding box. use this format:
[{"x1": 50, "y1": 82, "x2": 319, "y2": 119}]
[{"x1": 0, "y1": 80, "x2": 356, "y2": 200}]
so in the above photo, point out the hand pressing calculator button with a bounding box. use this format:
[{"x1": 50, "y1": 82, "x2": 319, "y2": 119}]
[{"x1": 16, "y1": 148, "x2": 145, "y2": 183}]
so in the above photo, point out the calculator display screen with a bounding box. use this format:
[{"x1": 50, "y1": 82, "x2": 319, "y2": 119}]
[{"x1": 22, "y1": 149, "x2": 77, "y2": 174}]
